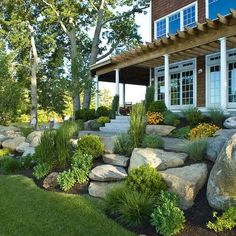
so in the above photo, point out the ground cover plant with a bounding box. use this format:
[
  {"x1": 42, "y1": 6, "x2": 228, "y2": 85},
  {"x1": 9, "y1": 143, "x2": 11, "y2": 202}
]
[
  {"x1": 0, "y1": 175, "x2": 134, "y2": 236},
  {"x1": 171, "y1": 126, "x2": 190, "y2": 139},
  {"x1": 146, "y1": 111, "x2": 164, "y2": 125},
  {"x1": 189, "y1": 123, "x2": 219, "y2": 140}
]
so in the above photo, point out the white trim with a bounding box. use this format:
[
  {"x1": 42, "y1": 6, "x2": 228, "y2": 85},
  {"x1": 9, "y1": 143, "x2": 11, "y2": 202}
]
[
  {"x1": 154, "y1": 1, "x2": 198, "y2": 39},
  {"x1": 220, "y1": 37, "x2": 227, "y2": 110},
  {"x1": 206, "y1": 0, "x2": 209, "y2": 19},
  {"x1": 150, "y1": 1, "x2": 153, "y2": 41},
  {"x1": 164, "y1": 54, "x2": 170, "y2": 108}
]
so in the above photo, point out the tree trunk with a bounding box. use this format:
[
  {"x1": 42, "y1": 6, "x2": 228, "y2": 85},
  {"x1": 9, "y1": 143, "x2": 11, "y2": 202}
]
[
  {"x1": 29, "y1": 24, "x2": 39, "y2": 130},
  {"x1": 83, "y1": 0, "x2": 106, "y2": 109}
]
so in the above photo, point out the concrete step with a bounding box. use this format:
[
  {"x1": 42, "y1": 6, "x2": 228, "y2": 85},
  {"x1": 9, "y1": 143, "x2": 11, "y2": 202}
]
[
  {"x1": 100, "y1": 127, "x2": 129, "y2": 133},
  {"x1": 105, "y1": 123, "x2": 130, "y2": 129}
]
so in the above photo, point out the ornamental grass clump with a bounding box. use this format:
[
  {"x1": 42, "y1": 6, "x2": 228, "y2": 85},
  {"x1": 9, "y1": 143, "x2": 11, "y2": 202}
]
[
  {"x1": 186, "y1": 139, "x2": 207, "y2": 161},
  {"x1": 129, "y1": 103, "x2": 145, "y2": 148},
  {"x1": 142, "y1": 135, "x2": 164, "y2": 149},
  {"x1": 208, "y1": 108, "x2": 225, "y2": 127},
  {"x1": 113, "y1": 134, "x2": 134, "y2": 157},
  {"x1": 182, "y1": 107, "x2": 203, "y2": 127},
  {"x1": 146, "y1": 112, "x2": 164, "y2": 125},
  {"x1": 189, "y1": 123, "x2": 220, "y2": 141}
]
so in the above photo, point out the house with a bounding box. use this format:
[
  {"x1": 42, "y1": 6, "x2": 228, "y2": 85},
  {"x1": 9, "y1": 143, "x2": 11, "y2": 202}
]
[{"x1": 90, "y1": 0, "x2": 236, "y2": 113}]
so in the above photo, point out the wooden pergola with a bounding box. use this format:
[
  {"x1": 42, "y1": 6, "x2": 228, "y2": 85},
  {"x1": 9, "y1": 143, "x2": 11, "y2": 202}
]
[{"x1": 91, "y1": 10, "x2": 236, "y2": 109}]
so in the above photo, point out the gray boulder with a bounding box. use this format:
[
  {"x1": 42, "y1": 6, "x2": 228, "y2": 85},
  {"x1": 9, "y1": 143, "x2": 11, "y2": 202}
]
[
  {"x1": 0, "y1": 126, "x2": 22, "y2": 138},
  {"x1": 207, "y1": 133, "x2": 236, "y2": 210},
  {"x1": 43, "y1": 172, "x2": 59, "y2": 190},
  {"x1": 0, "y1": 135, "x2": 8, "y2": 146},
  {"x1": 2, "y1": 137, "x2": 26, "y2": 151},
  {"x1": 16, "y1": 142, "x2": 30, "y2": 153},
  {"x1": 89, "y1": 164, "x2": 128, "y2": 181},
  {"x1": 84, "y1": 120, "x2": 97, "y2": 131},
  {"x1": 146, "y1": 125, "x2": 176, "y2": 136},
  {"x1": 22, "y1": 147, "x2": 35, "y2": 157},
  {"x1": 128, "y1": 148, "x2": 188, "y2": 172},
  {"x1": 224, "y1": 116, "x2": 236, "y2": 129},
  {"x1": 26, "y1": 131, "x2": 43, "y2": 147},
  {"x1": 160, "y1": 163, "x2": 208, "y2": 209},
  {"x1": 103, "y1": 154, "x2": 129, "y2": 167}
]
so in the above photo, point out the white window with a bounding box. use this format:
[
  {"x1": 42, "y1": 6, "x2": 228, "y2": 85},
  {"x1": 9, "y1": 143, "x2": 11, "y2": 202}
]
[{"x1": 155, "y1": 2, "x2": 197, "y2": 39}]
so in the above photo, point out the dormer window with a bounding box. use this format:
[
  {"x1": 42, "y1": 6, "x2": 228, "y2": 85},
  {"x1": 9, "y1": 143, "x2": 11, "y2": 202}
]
[{"x1": 155, "y1": 2, "x2": 197, "y2": 39}]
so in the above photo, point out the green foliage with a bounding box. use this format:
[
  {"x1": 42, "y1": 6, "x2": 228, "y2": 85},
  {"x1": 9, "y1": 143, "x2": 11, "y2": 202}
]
[
  {"x1": 0, "y1": 157, "x2": 22, "y2": 174},
  {"x1": 71, "y1": 168, "x2": 88, "y2": 184},
  {"x1": 77, "y1": 135, "x2": 104, "y2": 158},
  {"x1": 111, "y1": 95, "x2": 119, "y2": 118},
  {"x1": 129, "y1": 103, "x2": 145, "y2": 148},
  {"x1": 182, "y1": 107, "x2": 203, "y2": 126},
  {"x1": 186, "y1": 139, "x2": 207, "y2": 161},
  {"x1": 113, "y1": 134, "x2": 134, "y2": 157},
  {"x1": 19, "y1": 126, "x2": 34, "y2": 137},
  {"x1": 71, "y1": 151, "x2": 93, "y2": 173},
  {"x1": 75, "y1": 109, "x2": 96, "y2": 121},
  {"x1": 151, "y1": 191, "x2": 185, "y2": 236},
  {"x1": 76, "y1": 119, "x2": 85, "y2": 130},
  {"x1": 59, "y1": 121, "x2": 78, "y2": 138},
  {"x1": 20, "y1": 155, "x2": 35, "y2": 169},
  {"x1": 126, "y1": 165, "x2": 167, "y2": 196},
  {"x1": 57, "y1": 170, "x2": 76, "y2": 192},
  {"x1": 163, "y1": 111, "x2": 180, "y2": 126},
  {"x1": 97, "y1": 116, "x2": 110, "y2": 126},
  {"x1": 171, "y1": 126, "x2": 191, "y2": 139},
  {"x1": 33, "y1": 163, "x2": 51, "y2": 180},
  {"x1": 96, "y1": 106, "x2": 110, "y2": 117},
  {"x1": 148, "y1": 101, "x2": 167, "y2": 113},
  {"x1": 105, "y1": 186, "x2": 155, "y2": 227},
  {"x1": 90, "y1": 121, "x2": 102, "y2": 131},
  {"x1": 142, "y1": 135, "x2": 164, "y2": 149},
  {"x1": 207, "y1": 207, "x2": 236, "y2": 232},
  {"x1": 0, "y1": 149, "x2": 11, "y2": 158},
  {"x1": 208, "y1": 108, "x2": 225, "y2": 127},
  {"x1": 145, "y1": 86, "x2": 154, "y2": 111}
]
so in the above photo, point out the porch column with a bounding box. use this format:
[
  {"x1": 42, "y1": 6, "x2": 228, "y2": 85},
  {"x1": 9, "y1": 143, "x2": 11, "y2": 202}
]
[
  {"x1": 164, "y1": 54, "x2": 170, "y2": 108},
  {"x1": 115, "y1": 68, "x2": 120, "y2": 96},
  {"x1": 122, "y1": 84, "x2": 126, "y2": 107},
  {"x1": 95, "y1": 75, "x2": 99, "y2": 110},
  {"x1": 149, "y1": 68, "x2": 152, "y2": 86},
  {"x1": 219, "y1": 37, "x2": 227, "y2": 111}
]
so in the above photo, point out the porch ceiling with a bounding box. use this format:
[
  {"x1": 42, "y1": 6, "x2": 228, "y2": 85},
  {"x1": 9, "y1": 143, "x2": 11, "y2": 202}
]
[{"x1": 91, "y1": 10, "x2": 236, "y2": 84}]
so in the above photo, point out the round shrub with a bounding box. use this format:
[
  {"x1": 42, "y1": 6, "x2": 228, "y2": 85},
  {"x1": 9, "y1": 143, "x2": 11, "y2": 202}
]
[
  {"x1": 142, "y1": 135, "x2": 164, "y2": 149},
  {"x1": 96, "y1": 106, "x2": 110, "y2": 117},
  {"x1": 126, "y1": 165, "x2": 167, "y2": 196},
  {"x1": 148, "y1": 101, "x2": 167, "y2": 113},
  {"x1": 97, "y1": 116, "x2": 110, "y2": 126},
  {"x1": 163, "y1": 110, "x2": 180, "y2": 126},
  {"x1": 75, "y1": 109, "x2": 96, "y2": 121},
  {"x1": 146, "y1": 112, "x2": 164, "y2": 125},
  {"x1": 113, "y1": 134, "x2": 134, "y2": 157},
  {"x1": 77, "y1": 135, "x2": 105, "y2": 158},
  {"x1": 189, "y1": 123, "x2": 220, "y2": 141}
]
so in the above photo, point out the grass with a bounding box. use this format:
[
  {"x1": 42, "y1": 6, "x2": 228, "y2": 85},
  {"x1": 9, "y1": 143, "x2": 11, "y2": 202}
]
[{"x1": 0, "y1": 175, "x2": 134, "y2": 236}]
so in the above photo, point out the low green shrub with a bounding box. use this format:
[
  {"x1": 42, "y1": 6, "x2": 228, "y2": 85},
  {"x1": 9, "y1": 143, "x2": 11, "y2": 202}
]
[
  {"x1": 105, "y1": 185, "x2": 155, "y2": 227},
  {"x1": 77, "y1": 135, "x2": 104, "y2": 158},
  {"x1": 20, "y1": 155, "x2": 35, "y2": 169},
  {"x1": 145, "y1": 86, "x2": 154, "y2": 111},
  {"x1": 90, "y1": 121, "x2": 102, "y2": 131},
  {"x1": 33, "y1": 163, "x2": 51, "y2": 180},
  {"x1": 163, "y1": 110, "x2": 180, "y2": 126},
  {"x1": 208, "y1": 108, "x2": 225, "y2": 127},
  {"x1": 171, "y1": 126, "x2": 190, "y2": 139},
  {"x1": 97, "y1": 116, "x2": 110, "y2": 126},
  {"x1": 57, "y1": 169, "x2": 76, "y2": 191},
  {"x1": 207, "y1": 207, "x2": 236, "y2": 232},
  {"x1": 148, "y1": 101, "x2": 167, "y2": 113},
  {"x1": 96, "y1": 106, "x2": 110, "y2": 117},
  {"x1": 186, "y1": 139, "x2": 207, "y2": 161},
  {"x1": 113, "y1": 134, "x2": 134, "y2": 157},
  {"x1": 71, "y1": 168, "x2": 88, "y2": 185},
  {"x1": 0, "y1": 148, "x2": 11, "y2": 158},
  {"x1": 182, "y1": 107, "x2": 203, "y2": 127},
  {"x1": 129, "y1": 103, "x2": 145, "y2": 148},
  {"x1": 71, "y1": 151, "x2": 93, "y2": 173},
  {"x1": 142, "y1": 135, "x2": 164, "y2": 149},
  {"x1": 75, "y1": 109, "x2": 96, "y2": 121},
  {"x1": 0, "y1": 157, "x2": 22, "y2": 174},
  {"x1": 126, "y1": 165, "x2": 167, "y2": 196},
  {"x1": 151, "y1": 191, "x2": 185, "y2": 236}
]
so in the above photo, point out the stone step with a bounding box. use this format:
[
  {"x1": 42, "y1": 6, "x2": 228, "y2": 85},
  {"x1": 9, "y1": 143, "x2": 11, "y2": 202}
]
[
  {"x1": 110, "y1": 119, "x2": 130, "y2": 124},
  {"x1": 103, "y1": 154, "x2": 129, "y2": 167},
  {"x1": 99, "y1": 127, "x2": 129, "y2": 133},
  {"x1": 104, "y1": 123, "x2": 130, "y2": 129},
  {"x1": 115, "y1": 116, "x2": 130, "y2": 120}
]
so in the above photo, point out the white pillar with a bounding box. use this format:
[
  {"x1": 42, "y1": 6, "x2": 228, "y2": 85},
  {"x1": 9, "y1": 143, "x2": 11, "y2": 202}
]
[
  {"x1": 149, "y1": 68, "x2": 152, "y2": 86},
  {"x1": 95, "y1": 75, "x2": 99, "y2": 110},
  {"x1": 115, "y1": 69, "x2": 120, "y2": 96},
  {"x1": 122, "y1": 84, "x2": 126, "y2": 107},
  {"x1": 164, "y1": 54, "x2": 170, "y2": 108},
  {"x1": 219, "y1": 37, "x2": 227, "y2": 111}
]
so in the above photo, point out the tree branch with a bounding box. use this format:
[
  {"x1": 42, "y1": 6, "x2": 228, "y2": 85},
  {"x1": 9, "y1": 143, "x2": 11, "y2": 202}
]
[
  {"x1": 96, "y1": 42, "x2": 119, "y2": 62},
  {"x1": 88, "y1": 0, "x2": 98, "y2": 12}
]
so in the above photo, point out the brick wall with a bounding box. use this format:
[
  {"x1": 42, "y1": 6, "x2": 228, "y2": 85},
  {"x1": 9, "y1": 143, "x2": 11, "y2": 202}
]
[
  {"x1": 151, "y1": 0, "x2": 206, "y2": 39},
  {"x1": 196, "y1": 56, "x2": 206, "y2": 107}
]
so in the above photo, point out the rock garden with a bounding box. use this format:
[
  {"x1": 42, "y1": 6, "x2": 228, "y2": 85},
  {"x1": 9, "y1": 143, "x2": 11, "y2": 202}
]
[{"x1": 0, "y1": 99, "x2": 236, "y2": 236}]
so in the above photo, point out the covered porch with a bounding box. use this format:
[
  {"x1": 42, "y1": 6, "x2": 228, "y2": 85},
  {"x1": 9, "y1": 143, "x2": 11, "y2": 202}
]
[{"x1": 91, "y1": 10, "x2": 236, "y2": 112}]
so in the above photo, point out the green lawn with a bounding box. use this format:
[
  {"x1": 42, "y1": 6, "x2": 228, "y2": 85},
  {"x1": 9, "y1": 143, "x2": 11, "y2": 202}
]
[{"x1": 0, "y1": 175, "x2": 135, "y2": 236}]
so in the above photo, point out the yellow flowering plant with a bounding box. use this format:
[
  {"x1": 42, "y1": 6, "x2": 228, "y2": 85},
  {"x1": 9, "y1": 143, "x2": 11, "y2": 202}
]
[{"x1": 146, "y1": 112, "x2": 164, "y2": 125}]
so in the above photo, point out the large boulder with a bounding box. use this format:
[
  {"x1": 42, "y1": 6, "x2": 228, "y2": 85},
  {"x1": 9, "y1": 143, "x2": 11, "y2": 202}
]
[
  {"x1": 160, "y1": 163, "x2": 208, "y2": 210},
  {"x1": 223, "y1": 117, "x2": 236, "y2": 129},
  {"x1": 163, "y1": 137, "x2": 189, "y2": 153},
  {"x1": 89, "y1": 164, "x2": 128, "y2": 181},
  {"x1": 16, "y1": 142, "x2": 30, "y2": 153},
  {"x1": 0, "y1": 135, "x2": 8, "y2": 146},
  {"x1": 128, "y1": 148, "x2": 187, "y2": 172},
  {"x1": 22, "y1": 147, "x2": 35, "y2": 157},
  {"x1": 207, "y1": 134, "x2": 236, "y2": 210},
  {"x1": 103, "y1": 154, "x2": 129, "y2": 167},
  {"x1": 88, "y1": 181, "x2": 123, "y2": 198},
  {"x1": 146, "y1": 125, "x2": 176, "y2": 136},
  {"x1": 206, "y1": 129, "x2": 236, "y2": 162},
  {"x1": 43, "y1": 172, "x2": 59, "y2": 190},
  {"x1": 84, "y1": 120, "x2": 97, "y2": 131},
  {"x1": 100, "y1": 136, "x2": 115, "y2": 154},
  {"x1": 2, "y1": 136, "x2": 26, "y2": 151},
  {"x1": 0, "y1": 126, "x2": 22, "y2": 138},
  {"x1": 26, "y1": 131, "x2": 43, "y2": 147}
]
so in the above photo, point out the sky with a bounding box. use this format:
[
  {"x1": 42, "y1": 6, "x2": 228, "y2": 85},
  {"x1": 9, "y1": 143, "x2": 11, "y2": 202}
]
[{"x1": 99, "y1": 7, "x2": 151, "y2": 104}]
